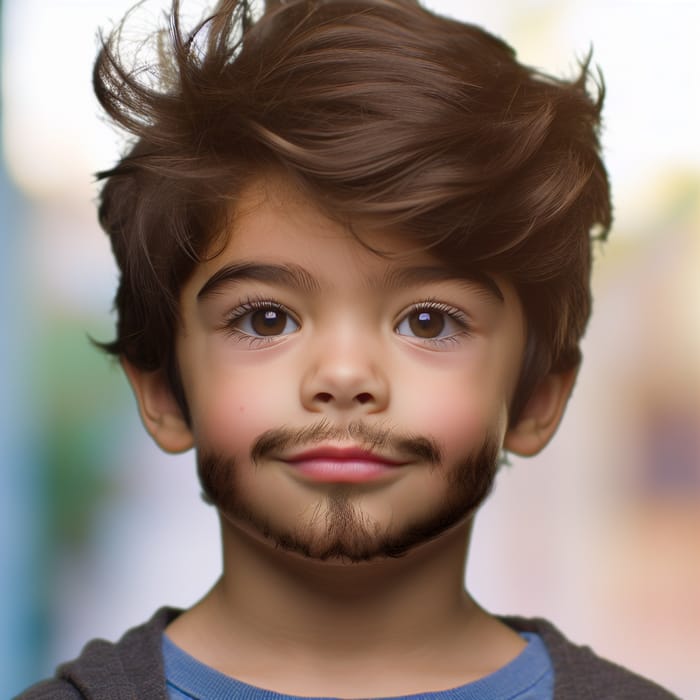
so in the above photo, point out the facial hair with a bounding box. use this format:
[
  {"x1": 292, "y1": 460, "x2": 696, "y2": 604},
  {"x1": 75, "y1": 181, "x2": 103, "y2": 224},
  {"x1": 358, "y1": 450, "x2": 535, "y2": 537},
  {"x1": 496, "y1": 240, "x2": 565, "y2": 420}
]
[{"x1": 197, "y1": 419, "x2": 500, "y2": 563}]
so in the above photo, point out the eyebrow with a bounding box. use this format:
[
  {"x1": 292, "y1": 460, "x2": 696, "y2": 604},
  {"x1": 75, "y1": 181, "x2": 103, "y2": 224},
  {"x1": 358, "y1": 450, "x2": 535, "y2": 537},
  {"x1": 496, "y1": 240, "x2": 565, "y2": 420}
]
[
  {"x1": 198, "y1": 262, "x2": 321, "y2": 299},
  {"x1": 197, "y1": 261, "x2": 504, "y2": 303},
  {"x1": 382, "y1": 265, "x2": 504, "y2": 302}
]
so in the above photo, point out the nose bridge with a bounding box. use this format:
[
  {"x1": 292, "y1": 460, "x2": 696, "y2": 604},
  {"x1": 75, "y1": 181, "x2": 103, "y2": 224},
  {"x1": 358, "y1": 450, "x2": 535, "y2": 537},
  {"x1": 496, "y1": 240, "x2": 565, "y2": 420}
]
[{"x1": 301, "y1": 310, "x2": 389, "y2": 412}]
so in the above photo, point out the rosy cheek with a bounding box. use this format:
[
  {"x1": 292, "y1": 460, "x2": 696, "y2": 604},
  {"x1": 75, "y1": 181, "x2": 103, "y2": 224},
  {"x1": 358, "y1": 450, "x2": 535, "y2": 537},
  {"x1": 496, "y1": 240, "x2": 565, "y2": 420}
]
[
  {"x1": 191, "y1": 368, "x2": 292, "y2": 455},
  {"x1": 402, "y1": 374, "x2": 506, "y2": 453},
  {"x1": 417, "y1": 400, "x2": 484, "y2": 448}
]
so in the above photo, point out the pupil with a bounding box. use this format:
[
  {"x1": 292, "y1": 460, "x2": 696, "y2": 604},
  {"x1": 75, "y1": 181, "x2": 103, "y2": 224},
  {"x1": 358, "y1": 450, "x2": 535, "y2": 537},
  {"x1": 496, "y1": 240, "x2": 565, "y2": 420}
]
[
  {"x1": 252, "y1": 309, "x2": 286, "y2": 335},
  {"x1": 409, "y1": 310, "x2": 444, "y2": 337}
]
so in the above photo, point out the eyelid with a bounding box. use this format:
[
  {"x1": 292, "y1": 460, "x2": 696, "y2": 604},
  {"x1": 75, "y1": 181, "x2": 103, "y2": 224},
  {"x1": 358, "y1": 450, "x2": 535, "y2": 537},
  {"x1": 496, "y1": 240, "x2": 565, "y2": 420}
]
[
  {"x1": 398, "y1": 299, "x2": 471, "y2": 326},
  {"x1": 395, "y1": 300, "x2": 472, "y2": 345},
  {"x1": 219, "y1": 296, "x2": 472, "y2": 349},
  {"x1": 222, "y1": 296, "x2": 300, "y2": 343}
]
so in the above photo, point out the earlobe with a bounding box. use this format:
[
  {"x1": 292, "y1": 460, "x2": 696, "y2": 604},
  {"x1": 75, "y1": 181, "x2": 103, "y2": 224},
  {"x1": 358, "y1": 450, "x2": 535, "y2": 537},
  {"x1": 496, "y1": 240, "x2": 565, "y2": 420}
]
[
  {"x1": 121, "y1": 358, "x2": 194, "y2": 454},
  {"x1": 504, "y1": 367, "x2": 578, "y2": 457}
]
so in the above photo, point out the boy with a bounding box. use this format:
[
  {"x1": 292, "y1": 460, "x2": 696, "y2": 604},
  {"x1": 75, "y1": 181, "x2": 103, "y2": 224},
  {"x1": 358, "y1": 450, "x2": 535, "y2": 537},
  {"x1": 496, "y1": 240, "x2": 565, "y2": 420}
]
[{"x1": 20, "y1": 0, "x2": 677, "y2": 697}]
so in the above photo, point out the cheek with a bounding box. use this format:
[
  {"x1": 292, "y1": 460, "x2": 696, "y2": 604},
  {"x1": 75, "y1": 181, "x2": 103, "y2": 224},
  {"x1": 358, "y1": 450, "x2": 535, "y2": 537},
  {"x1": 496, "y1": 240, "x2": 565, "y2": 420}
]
[
  {"x1": 398, "y1": 369, "x2": 509, "y2": 453},
  {"x1": 187, "y1": 359, "x2": 295, "y2": 455}
]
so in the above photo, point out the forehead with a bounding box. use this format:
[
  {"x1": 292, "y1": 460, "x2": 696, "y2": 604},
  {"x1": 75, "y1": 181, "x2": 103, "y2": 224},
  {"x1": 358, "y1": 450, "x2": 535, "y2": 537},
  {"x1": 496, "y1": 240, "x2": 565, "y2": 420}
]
[
  {"x1": 194, "y1": 174, "x2": 504, "y2": 302},
  {"x1": 221, "y1": 174, "x2": 431, "y2": 265}
]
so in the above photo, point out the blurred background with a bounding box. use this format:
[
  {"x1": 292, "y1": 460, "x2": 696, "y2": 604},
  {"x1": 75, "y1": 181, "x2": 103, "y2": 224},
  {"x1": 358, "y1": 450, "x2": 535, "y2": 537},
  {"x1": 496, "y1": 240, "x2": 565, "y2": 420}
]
[{"x1": 1, "y1": 0, "x2": 698, "y2": 697}]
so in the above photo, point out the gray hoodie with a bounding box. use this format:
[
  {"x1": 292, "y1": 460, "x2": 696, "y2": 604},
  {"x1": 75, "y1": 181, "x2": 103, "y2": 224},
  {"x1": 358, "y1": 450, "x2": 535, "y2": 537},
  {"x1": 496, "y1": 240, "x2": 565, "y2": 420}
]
[{"x1": 16, "y1": 608, "x2": 679, "y2": 699}]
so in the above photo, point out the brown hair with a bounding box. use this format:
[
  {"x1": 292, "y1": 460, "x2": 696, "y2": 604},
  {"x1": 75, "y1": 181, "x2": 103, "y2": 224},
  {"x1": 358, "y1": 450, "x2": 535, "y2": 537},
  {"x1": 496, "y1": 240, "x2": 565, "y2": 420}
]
[{"x1": 94, "y1": 0, "x2": 612, "y2": 423}]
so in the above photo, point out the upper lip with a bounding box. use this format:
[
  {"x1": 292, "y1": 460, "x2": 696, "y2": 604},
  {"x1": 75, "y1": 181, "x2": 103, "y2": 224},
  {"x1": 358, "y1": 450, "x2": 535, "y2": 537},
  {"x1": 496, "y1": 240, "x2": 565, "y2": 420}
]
[{"x1": 283, "y1": 445, "x2": 405, "y2": 466}]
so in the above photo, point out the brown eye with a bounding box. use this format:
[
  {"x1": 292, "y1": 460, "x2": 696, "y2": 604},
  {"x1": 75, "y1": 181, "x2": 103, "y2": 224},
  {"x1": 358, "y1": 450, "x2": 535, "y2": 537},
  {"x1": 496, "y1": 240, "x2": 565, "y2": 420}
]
[
  {"x1": 408, "y1": 310, "x2": 445, "y2": 338},
  {"x1": 250, "y1": 308, "x2": 289, "y2": 335},
  {"x1": 395, "y1": 304, "x2": 467, "y2": 342},
  {"x1": 233, "y1": 304, "x2": 299, "y2": 338}
]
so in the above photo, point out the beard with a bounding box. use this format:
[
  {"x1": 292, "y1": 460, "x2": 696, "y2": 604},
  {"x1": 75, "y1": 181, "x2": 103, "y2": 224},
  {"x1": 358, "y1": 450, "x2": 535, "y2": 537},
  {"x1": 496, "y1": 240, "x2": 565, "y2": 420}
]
[{"x1": 197, "y1": 420, "x2": 500, "y2": 564}]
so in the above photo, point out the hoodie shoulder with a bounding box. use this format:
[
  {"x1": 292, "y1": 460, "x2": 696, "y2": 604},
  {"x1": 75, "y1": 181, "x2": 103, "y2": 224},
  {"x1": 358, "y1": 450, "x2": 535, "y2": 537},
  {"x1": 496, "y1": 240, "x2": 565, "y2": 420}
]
[
  {"x1": 501, "y1": 615, "x2": 680, "y2": 700},
  {"x1": 13, "y1": 679, "x2": 83, "y2": 699},
  {"x1": 14, "y1": 608, "x2": 181, "y2": 700}
]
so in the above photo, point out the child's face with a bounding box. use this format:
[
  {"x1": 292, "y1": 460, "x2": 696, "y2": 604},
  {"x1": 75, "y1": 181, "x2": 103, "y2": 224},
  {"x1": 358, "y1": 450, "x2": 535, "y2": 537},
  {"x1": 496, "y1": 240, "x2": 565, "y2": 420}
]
[{"x1": 172, "y1": 174, "x2": 527, "y2": 561}]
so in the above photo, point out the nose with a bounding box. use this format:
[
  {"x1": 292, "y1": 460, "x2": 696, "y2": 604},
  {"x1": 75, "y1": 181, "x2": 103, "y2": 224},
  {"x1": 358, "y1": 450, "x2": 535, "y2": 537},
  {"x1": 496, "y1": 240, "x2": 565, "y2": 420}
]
[{"x1": 300, "y1": 327, "x2": 390, "y2": 416}]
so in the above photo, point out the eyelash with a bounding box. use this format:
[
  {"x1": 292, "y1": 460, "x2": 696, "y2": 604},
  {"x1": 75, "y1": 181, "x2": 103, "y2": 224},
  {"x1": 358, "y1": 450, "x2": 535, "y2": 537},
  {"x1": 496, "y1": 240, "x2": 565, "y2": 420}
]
[
  {"x1": 222, "y1": 296, "x2": 299, "y2": 348},
  {"x1": 221, "y1": 296, "x2": 472, "y2": 349},
  {"x1": 398, "y1": 300, "x2": 472, "y2": 348}
]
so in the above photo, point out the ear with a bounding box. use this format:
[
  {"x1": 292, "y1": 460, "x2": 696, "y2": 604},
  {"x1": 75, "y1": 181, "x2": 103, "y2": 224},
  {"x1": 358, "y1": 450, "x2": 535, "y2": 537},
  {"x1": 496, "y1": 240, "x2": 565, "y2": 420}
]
[
  {"x1": 121, "y1": 358, "x2": 194, "y2": 454},
  {"x1": 503, "y1": 367, "x2": 578, "y2": 457}
]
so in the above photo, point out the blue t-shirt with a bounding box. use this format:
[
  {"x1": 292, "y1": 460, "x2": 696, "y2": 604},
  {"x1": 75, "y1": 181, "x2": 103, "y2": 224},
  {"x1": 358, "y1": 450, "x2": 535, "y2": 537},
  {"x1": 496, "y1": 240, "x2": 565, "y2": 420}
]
[{"x1": 162, "y1": 632, "x2": 554, "y2": 699}]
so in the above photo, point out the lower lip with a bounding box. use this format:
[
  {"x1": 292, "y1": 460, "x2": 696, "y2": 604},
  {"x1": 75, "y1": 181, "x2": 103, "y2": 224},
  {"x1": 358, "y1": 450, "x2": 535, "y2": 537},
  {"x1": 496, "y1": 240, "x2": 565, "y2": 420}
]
[{"x1": 286, "y1": 459, "x2": 400, "y2": 483}]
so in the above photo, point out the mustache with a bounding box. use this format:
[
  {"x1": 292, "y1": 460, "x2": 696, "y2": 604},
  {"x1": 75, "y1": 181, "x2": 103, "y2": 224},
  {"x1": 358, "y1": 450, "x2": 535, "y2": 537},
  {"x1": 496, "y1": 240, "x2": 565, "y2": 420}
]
[{"x1": 250, "y1": 418, "x2": 442, "y2": 466}]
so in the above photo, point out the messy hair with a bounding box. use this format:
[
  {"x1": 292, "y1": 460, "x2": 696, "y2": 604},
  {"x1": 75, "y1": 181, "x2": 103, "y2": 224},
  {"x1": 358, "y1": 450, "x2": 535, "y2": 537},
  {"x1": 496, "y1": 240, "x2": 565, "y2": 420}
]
[{"x1": 94, "y1": 0, "x2": 612, "y2": 423}]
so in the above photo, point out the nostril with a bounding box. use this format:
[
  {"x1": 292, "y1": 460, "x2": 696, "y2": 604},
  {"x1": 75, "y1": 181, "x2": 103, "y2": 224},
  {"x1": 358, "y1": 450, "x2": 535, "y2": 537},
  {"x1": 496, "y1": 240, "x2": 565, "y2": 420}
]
[
  {"x1": 315, "y1": 392, "x2": 333, "y2": 403},
  {"x1": 355, "y1": 392, "x2": 373, "y2": 404}
]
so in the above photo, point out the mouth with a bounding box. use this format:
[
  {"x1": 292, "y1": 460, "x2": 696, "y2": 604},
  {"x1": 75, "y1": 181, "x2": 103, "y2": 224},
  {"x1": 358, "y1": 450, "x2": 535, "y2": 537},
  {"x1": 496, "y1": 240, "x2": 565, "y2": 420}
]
[{"x1": 282, "y1": 445, "x2": 407, "y2": 483}]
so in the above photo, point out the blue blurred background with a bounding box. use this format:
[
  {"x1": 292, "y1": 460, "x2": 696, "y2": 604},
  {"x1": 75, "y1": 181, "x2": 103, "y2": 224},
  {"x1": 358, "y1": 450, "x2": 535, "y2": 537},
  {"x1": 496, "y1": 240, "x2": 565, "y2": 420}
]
[{"x1": 1, "y1": 1, "x2": 699, "y2": 697}]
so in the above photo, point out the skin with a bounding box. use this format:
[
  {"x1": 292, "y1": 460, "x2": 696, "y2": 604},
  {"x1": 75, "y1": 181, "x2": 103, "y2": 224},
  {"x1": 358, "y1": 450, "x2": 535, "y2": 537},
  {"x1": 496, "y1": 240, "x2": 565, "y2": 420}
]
[{"x1": 124, "y1": 173, "x2": 577, "y2": 696}]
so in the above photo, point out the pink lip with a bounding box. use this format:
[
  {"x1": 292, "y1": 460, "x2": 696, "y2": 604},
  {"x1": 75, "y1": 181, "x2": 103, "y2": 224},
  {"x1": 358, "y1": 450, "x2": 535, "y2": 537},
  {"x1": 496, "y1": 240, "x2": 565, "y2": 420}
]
[{"x1": 284, "y1": 446, "x2": 405, "y2": 483}]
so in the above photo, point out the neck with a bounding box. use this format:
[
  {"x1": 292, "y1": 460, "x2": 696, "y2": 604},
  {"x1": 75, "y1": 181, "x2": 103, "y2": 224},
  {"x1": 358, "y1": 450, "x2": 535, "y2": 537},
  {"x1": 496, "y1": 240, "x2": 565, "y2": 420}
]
[
  {"x1": 214, "y1": 517, "x2": 476, "y2": 653},
  {"x1": 166, "y1": 515, "x2": 524, "y2": 695}
]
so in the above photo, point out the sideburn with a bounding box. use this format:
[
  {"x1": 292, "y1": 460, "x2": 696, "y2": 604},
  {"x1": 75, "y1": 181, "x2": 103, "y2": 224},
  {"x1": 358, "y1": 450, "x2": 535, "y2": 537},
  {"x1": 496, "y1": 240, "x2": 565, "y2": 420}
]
[{"x1": 165, "y1": 351, "x2": 192, "y2": 427}]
